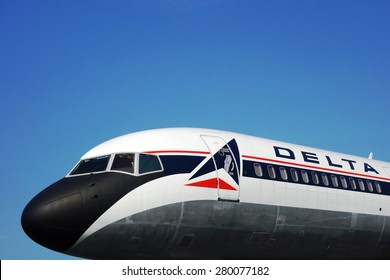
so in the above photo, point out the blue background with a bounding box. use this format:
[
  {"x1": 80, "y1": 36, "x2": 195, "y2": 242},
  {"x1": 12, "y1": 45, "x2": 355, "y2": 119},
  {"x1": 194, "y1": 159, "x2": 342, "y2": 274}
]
[{"x1": 1, "y1": 0, "x2": 389, "y2": 259}]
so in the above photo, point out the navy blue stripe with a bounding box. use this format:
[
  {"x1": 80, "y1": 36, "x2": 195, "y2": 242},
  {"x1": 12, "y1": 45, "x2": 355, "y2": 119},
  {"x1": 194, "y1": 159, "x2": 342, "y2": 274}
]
[
  {"x1": 160, "y1": 155, "x2": 206, "y2": 176},
  {"x1": 243, "y1": 160, "x2": 390, "y2": 196}
]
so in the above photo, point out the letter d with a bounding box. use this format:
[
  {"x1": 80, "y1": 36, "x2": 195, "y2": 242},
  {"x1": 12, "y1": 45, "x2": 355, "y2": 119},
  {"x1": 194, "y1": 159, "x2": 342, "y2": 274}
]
[{"x1": 274, "y1": 146, "x2": 295, "y2": 160}]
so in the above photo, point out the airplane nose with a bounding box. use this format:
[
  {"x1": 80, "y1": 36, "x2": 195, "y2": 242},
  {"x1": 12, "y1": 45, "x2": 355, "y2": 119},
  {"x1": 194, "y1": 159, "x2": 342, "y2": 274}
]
[{"x1": 21, "y1": 180, "x2": 84, "y2": 252}]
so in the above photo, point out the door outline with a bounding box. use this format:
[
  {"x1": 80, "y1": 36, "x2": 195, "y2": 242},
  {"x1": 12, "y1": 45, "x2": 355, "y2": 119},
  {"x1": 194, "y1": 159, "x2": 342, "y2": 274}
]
[{"x1": 201, "y1": 135, "x2": 240, "y2": 202}]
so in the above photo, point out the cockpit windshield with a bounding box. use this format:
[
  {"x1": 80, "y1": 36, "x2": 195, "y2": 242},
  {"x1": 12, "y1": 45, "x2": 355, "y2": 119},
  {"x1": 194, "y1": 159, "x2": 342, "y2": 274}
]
[
  {"x1": 68, "y1": 153, "x2": 163, "y2": 176},
  {"x1": 111, "y1": 153, "x2": 135, "y2": 173},
  {"x1": 111, "y1": 153, "x2": 162, "y2": 174},
  {"x1": 70, "y1": 155, "x2": 110, "y2": 175},
  {"x1": 139, "y1": 154, "x2": 162, "y2": 174}
]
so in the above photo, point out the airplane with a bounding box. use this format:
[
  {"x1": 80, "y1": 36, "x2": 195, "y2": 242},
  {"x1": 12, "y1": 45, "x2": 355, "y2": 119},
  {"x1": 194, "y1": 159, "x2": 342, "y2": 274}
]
[{"x1": 21, "y1": 128, "x2": 390, "y2": 259}]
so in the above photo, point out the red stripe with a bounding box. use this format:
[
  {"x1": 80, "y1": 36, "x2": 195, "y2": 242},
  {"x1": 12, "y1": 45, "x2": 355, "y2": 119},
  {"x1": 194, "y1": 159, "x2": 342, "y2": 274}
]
[
  {"x1": 243, "y1": 155, "x2": 390, "y2": 182},
  {"x1": 145, "y1": 150, "x2": 210, "y2": 155}
]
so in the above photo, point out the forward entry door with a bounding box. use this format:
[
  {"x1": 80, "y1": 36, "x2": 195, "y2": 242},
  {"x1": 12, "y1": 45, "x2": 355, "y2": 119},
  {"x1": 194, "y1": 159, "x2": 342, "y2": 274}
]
[{"x1": 201, "y1": 135, "x2": 240, "y2": 202}]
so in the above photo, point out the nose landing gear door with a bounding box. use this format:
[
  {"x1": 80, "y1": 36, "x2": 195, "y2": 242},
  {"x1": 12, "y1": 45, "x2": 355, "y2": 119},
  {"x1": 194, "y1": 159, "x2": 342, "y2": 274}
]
[{"x1": 201, "y1": 135, "x2": 240, "y2": 202}]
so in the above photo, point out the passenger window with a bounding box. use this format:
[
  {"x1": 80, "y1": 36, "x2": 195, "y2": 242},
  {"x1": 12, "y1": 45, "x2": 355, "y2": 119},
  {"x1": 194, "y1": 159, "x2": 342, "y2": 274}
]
[
  {"x1": 139, "y1": 154, "x2": 162, "y2": 174},
  {"x1": 331, "y1": 175, "x2": 339, "y2": 187},
  {"x1": 375, "y1": 182, "x2": 382, "y2": 193},
  {"x1": 311, "y1": 172, "x2": 319, "y2": 185},
  {"x1": 340, "y1": 176, "x2": 348, "y2": 189},
  {"x1": 367, "y1": 180, "x2": 374, "y2": 192},
  {"x1": 267, "y1": 165, "x2": 276, "y2": 179},
  {"x1": 301, "y1": 170, "x2": 309, "y2": 183},
  {"x1": 321, "y1": 173, "x2": 329, "y2": 186},
  {"x1": 358, "y1": 179, "x2": 365, "y2": 191},
  {"x1": 112, "y1": 154, "x2": 135, "y2": 173},
  {"x1": 280, "y1": 167, "x2": 288, "y2": 180},
  {"x1": 349, "y1": 178, "x2": 357, "y2": 190},
  {"x1": 290, "y1": 169, "x2": 299, "y2": 182},
  {"x1": 254, "y1": 163, "x2": 263, "y2": 177}
]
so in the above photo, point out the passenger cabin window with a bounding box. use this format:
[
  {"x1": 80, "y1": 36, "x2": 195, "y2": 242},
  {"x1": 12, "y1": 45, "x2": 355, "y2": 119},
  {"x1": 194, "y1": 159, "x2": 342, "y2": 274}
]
[
  {"x1": 254, "y1": 163, "x2": 263, "y2": 177},
  {"x1": 139, "y1": 154, "x2": 162, "y2": 174},
  {"x1": 367, "y1": 180, "x2": 374, "y2": 192},
  {"x1": 311, "y1": 172, "x2": 319, "y2": 185},
  {"x1": 331, "y1": 175, "x2": 339, "y2": 187},
  {"x1": 267, "y1": 165, "x2": 276, "y2": 179},
  {"x1": 280, "y1": 167, "x2": 288, "y2": 180},
  {"x1": 301, "y1": 170, "x2": 309, "y2": 183},
  {"x1": 291, "y1": 169, "x2": 299, "y2": 182},
  {"x1": 321, "y1": 173, "x2": 329, "y2": 186},
  {"x1": 375, "y1": 182, "x2": 382, "y2": 193},
  {"x1": 349, "y1": 178, "x2": 357, "y2": 190},
  {"x1": 340, "y1": 176, "x2": 348, "y2": 189},
  {"x1": 358, "y1": 179, "x2": 365, "y2": 191},
  {"x1": 111, "y1": 153, "x2": 135, "y2": 174},
  {"x1": 70, "y1": 155, "x2": 110, "y2": 175}
]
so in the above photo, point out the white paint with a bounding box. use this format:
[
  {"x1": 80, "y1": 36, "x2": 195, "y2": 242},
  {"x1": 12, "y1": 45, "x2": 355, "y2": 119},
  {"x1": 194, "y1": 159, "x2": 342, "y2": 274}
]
[{"x1": 69, "y1": 128, "x2": 390, "y2": 246}]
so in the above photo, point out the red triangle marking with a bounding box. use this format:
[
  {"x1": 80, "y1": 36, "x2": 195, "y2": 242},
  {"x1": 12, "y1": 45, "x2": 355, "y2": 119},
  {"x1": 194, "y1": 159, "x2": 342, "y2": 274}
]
[
  {"x1": 186, "y1": 178, "x2": 237, "y2": 191},
  {"x1": 218, "y1": 179, "x2": 238, "y2": 191},
  {"x1": 186, "y1": 178, "x2": 217, "y2": 189}
]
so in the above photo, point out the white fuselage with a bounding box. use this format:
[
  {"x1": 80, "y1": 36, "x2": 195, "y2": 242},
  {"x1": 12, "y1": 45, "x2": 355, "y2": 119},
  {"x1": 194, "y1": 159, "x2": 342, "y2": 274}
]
[{"x1": 22, "y1": 128, "x2": 390, "y2": 259}]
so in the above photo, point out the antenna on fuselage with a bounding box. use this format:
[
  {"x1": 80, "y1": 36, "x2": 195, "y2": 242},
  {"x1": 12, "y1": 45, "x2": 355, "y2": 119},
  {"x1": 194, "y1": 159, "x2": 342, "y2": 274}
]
[{"x1": 368, "y1": 152, "x2": 374, "y2": 160}]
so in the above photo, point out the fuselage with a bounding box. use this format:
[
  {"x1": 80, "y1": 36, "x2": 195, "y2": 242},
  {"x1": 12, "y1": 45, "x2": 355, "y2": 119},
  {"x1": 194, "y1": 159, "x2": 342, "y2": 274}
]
[{"x1": 21, "y1": 128, "x2": 390, "y2": 259}]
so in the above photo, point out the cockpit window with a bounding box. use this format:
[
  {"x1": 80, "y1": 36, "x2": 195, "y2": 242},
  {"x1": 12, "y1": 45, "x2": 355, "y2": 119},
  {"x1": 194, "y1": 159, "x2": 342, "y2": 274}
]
[
  {"x1": 70, "y1": 153, "x2": 162, "y2": 176},
  {"x1": 111, "y1": 153, "x2": 135, "y2": 174},
  {"x1": 139, "y1": 154, "x2": 162, "y2": 174},
  {"x1": 70, "y1": 155, "x2": 110, "y2": 175}
]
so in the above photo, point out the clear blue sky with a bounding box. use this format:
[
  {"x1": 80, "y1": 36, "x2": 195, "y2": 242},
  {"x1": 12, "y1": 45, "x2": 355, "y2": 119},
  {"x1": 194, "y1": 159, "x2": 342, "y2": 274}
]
[{"x1": 1, "y1": 0, "x2": 389, "y2": 259}]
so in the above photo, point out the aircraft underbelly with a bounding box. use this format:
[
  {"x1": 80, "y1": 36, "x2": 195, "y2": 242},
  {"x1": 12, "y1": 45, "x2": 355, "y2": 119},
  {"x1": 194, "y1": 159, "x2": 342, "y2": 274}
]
[{"x1": 68, "y1": 201, "x2": 390, "y2": 260}]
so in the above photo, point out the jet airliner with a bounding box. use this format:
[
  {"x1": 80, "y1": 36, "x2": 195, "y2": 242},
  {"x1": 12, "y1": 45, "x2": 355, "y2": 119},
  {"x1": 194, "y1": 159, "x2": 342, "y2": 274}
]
[{"x1": 21, "y1": 128, "x2": 390, "y2": 259}]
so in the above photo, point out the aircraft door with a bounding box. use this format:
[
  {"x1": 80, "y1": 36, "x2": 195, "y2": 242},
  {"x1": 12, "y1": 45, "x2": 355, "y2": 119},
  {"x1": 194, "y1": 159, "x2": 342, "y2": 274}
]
[{"x1": 200, "y1": 135, "x2": 240, "y2": 202}]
